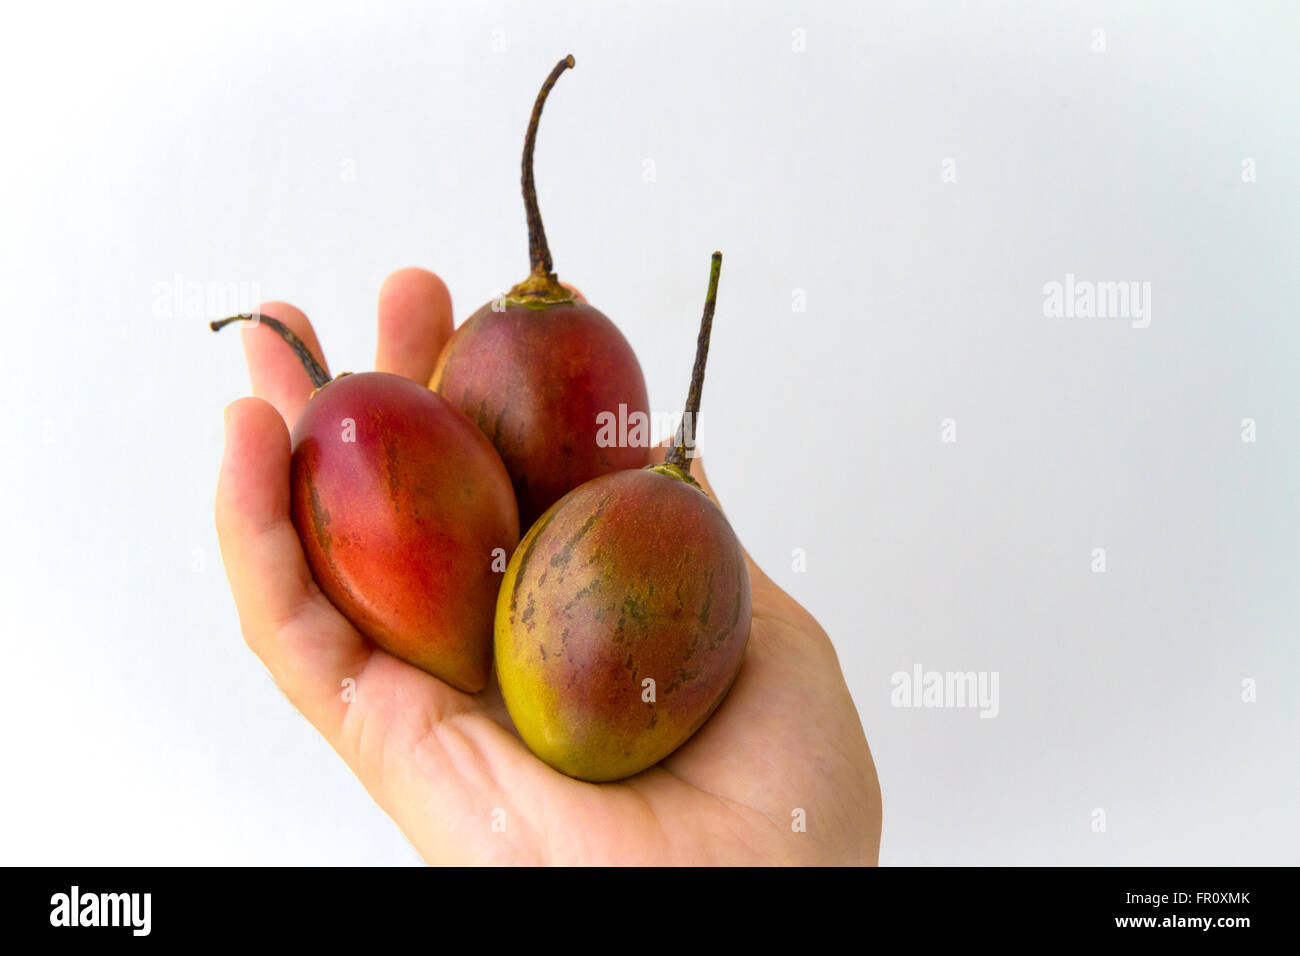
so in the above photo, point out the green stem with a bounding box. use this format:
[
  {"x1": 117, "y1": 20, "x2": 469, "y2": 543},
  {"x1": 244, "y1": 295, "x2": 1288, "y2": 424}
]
[{"x1": 666, "y1": 252, "x2": 723, "y2": 473}]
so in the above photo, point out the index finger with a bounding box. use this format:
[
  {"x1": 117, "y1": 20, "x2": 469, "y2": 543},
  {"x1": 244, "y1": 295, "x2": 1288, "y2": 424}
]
[
  {"x1": 375, "y1": 268, "x2": 454, "y2": 384},
  {"x1": 240, "y1": 301, "x2": 330, "y2": 430}
]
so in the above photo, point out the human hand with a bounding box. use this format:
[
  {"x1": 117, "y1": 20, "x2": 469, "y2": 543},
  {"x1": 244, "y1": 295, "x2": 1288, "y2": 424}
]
[{"x1": 215, "y1": 267, "x2": 882, "y2": 864}]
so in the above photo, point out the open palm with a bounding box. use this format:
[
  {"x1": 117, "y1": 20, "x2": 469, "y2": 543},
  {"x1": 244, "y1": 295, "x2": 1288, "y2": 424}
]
[{"x1": 215, "y1": 267, "x2": 881, "y2": 864}]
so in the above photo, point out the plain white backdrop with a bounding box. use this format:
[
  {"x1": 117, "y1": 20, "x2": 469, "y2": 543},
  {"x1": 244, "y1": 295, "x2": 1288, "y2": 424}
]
[{"x1": 1, "y1": 1, "x2": 1296, "y2": 865}]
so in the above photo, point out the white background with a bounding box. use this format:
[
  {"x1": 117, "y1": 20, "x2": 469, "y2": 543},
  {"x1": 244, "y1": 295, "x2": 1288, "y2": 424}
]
[{"x1": 1, "y1": 1, "x2": 1296, "y2": 865}]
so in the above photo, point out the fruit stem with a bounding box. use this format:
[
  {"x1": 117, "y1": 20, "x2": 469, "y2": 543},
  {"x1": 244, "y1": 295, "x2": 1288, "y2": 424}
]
[
  {"x1": 666, "y1": 252, "x2": 723, "y2": 473},
  {"x1": 508, "y1": 55, "x2": 577, "y2": 306},
  {"x1": 210, "y1": 313, "x2": 331, "y2": 389}
]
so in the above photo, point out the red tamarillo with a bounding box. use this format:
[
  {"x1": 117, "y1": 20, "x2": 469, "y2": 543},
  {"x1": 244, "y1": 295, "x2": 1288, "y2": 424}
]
[
  {"x1": 212, "y1": 313, "x2": 519, "y2": 692},
  {"x1": 430, "y1": 55, "x2": 650, "y2": 530},
  {"x1": 494, "y1": 253, "x2": 751, "y2": 781}
]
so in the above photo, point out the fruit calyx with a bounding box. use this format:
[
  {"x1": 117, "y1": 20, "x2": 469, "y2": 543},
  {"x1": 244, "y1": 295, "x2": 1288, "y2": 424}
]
[
  {"x1": 506, "y1": 54, "x2": 578, "y2": 309},
  {"x1": 659, "y1": 251, "x2": 723, "y2": 480},
  {"x1": 210, "y1": 313, "x2": 334, "y2": 391},
  {"x1": 645, "y1": 460, "x2": 703, "y2": 492}
]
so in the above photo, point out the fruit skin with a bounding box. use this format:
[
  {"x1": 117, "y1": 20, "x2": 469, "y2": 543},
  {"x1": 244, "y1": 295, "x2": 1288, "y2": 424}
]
[
  {"x1": 430, "y1": 299, "x2": 650, "y2": 530},
  {"x1": 290, "y1": 372, "x2": 519, "y2": 693},
  {"x1": 495, "y1": 466, "x2": 752, "y2": 782}
]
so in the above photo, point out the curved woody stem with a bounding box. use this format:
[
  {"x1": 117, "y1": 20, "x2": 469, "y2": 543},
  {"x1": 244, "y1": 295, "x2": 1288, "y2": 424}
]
[
  {"x1": 666, "y1": 252, "x2": 723, "y2": 473},
  {"x1": 508, "y1": 55, "x2": 578, "y2": 306},
  {"x1": 210, "y1": 313, "x2": 331, "y2": 389}
]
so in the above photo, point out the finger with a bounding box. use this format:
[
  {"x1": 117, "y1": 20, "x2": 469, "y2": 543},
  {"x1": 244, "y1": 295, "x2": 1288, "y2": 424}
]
[
  {"x1": 215, "y1": 396, "x2": 370, "y2": 738},
  {"x1": 242, "y1": 301, "x2": 330, "y2": 431},
  {"x1": 376, "y1": 268, "x2": 454, "y2": 384}
]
